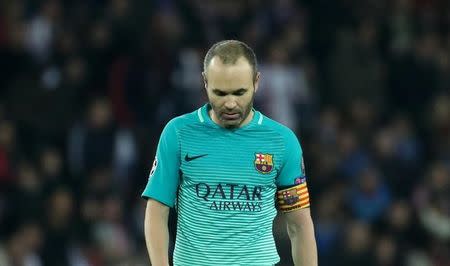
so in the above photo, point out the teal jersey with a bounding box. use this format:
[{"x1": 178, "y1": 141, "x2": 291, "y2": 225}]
[{"x1": 142, "y1": 104, "x2": 309, "y2": 266}]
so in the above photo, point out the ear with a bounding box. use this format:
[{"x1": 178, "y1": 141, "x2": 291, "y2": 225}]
[
  {"x1": 254, "y1": 72, "x2": 261, "y2": 93},
  {"x1": 202, "y1": 72, "x2": 208, "y2": 90}
]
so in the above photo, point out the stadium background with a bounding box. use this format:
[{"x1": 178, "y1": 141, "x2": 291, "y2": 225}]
[{"x1": 0, "y1": 0, "x2": 449, "y2": 265}]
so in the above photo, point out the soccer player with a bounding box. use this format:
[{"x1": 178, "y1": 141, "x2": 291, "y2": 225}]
[{"x1": 142, "y1": 40, "x2": 318, "y2": 266}]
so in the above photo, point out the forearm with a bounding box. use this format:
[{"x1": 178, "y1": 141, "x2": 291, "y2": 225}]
[
  {"x1": 287, "y1": 217, "x2": 318, "y2": 266},
  {"x1": 144, "y1": 200, "x2": 170, "y2": 266}
]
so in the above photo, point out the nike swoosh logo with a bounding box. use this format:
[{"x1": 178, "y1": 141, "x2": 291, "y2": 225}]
[{"x1": 185, "y1": 154, "x2": 208, "y2": 162}]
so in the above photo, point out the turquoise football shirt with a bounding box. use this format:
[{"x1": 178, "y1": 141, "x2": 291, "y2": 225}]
[{"x1": 142, "y1": 104, "x2": 309, "y2": 266}]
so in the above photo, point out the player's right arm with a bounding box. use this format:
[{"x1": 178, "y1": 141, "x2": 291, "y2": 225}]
[
  {"x1": 145, "y1": 199, "x2": 170, "y2": 266},
  {"x1": 142, "y1": 119, "x2": 181, "y2": 266}
]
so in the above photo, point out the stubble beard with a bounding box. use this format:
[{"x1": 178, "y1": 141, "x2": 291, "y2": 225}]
[{"x1": 217, "y1": 98, "x2": 254, "y2": 129}]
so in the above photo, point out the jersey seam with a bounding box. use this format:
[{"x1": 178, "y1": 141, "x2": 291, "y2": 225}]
[
  {"x1": 171, "y1": 113, "x2": 201, "y2": 210},
  {"x1": 173, "y1": 110, "x2": 206, "y2": 155},
  {"x1": 257, "y1": 123, "x2": 287, "y2": 173}
]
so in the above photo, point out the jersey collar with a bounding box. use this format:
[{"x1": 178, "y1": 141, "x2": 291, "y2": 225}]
[{"x1": 200, "y1": 103, "x2": 261, "y2": 130}]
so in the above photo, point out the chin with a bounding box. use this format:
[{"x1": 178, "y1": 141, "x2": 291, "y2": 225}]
[{"x1": 222, "y1": 120, "x2": 241, "y2": 128}]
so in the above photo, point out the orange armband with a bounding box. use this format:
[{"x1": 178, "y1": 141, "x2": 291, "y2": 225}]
[{"x1": 276, "y1": 182, "x2": 310, "y2": 213}]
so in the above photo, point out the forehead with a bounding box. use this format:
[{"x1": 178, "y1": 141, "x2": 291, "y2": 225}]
[{"x1": 205, "y1": 56, "x2": 253, "y2": 90}]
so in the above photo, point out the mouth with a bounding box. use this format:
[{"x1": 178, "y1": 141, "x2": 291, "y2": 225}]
[{"x1": 221, "y1": 112, "x2": 241, "y2": 121}]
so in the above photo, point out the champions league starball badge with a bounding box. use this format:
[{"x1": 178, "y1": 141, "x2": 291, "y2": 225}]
[
  {"x1": 294, "y1": 157, "x2": 307, "y2": 184},
  {"x1": 301, "y1": 156, "x2": 305, "y2": 176},
  {"x1": 294, "y1": 177, "x2": 306, "y2": 185},
  {"x1": 149, "y1": 156, "x2": 158, "y2": 177}
]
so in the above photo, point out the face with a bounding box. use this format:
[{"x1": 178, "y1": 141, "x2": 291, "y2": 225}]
[{"x1": 203, "y1": 56, "x2": 260, "y2": 128}]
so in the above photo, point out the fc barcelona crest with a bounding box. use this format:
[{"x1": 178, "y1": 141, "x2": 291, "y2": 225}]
[
  {"x1": 254, "y1": 153, "x2": 274, "y2": 174},
  {"x1": 282, "y1": 188, "x2": 300, "y2": 205}
]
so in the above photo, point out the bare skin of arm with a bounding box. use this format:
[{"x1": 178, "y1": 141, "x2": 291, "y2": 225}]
[
  {"x1": 144, "y1": 199, "x2": 170, "y2": 266},
  {"x1": 284, "y1": 208, "x2": 318, "y2": 266}
]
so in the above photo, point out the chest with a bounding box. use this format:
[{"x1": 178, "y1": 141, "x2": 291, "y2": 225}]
[{"x1": 179, "y1": 130, "x2": 284, "y2": 186}]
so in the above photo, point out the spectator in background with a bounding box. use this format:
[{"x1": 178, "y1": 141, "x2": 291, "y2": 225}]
[
  {"x1": 0, "y1": 120, "x2": 16, "y2": 188},
  {"x1": 332, "y1": 221, "x2": 375, "y2": 266},
  {"x1": 0, "y1": 4, "x2": 32, "y2": 97},
  {"x1": 68, "y1": 97, "x2": 115, "y2": 177},
  {"x1": 309, "y1": 108, "x2": 341, "y2": 192},
  {"x1": 6, "y1": 161, "x2": 43, "y2": 223},
  {"x1": 390, "y1": 114, "x2": 421, "y2": 167},
  {"x1": 414, "y1": 163, "x2": 450, "y2": 241},
  {"x1": 428, "y1": 94, "x2": 450, "y2": 162},
  {"x1": 388, "y1": 0, "x2": 415, "y2": 57},
  {"x1": 373, "y1": 126, "x2": 398, "y2": 178},
  {"x1": 25, "y1": 0, "x2": 61, "y2": 64},
  {"x1": 389, "y1": 32, "x2": 440, "y2": 120},
  {"x1": 86, "y1": 20, "x2": 113, "y2": 94},
  {"x1": 373, "y1": 114, "x2": 422, "y2": 197},
  {"x1": 374, "y1": 235, "x2": 402, "y2": 266},
  {"x1": 314, "y1": 189, "x2": 344, "y2": 265},
  {"x1": 337, "y1": 129, "x2": 371, "y2": 180},
  {"x1": 172, "y1": 47, "x2": 204, "y2": 109},
  {"x1": 68, "y1": 97, "x2": 137, "y2": 190},
  {"x1": 378, "y1": 201, "x2": 425, "y2": 255},
  {"x1": 0, "y1": 220, "x2": 43, "y2": 266},
  {"x1": 349, "y1": 167, "x2": 391, "y2": 223},
  {"x1": 257, "y1": 43, "x2": 312, "y2": 131},
  {"x1": 92, "y1": 196, "x2": 133, "y2": 265},
  {"x1": 38, "y1": 146, "x2": 67, "y2": 195},
  {"x1": 329, "y1": 19, "x2": 386, "y2": 109},
  {"x1": 40, "y1": 187, "x2": 80, "y2": 266}
]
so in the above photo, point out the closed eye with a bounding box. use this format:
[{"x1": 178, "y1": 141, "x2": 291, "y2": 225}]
[
  {"x1": 213, "y1": 90, "x2": 227, "y2": 96},
  {"x1": 212, "y1": 88, "x2": 247, "y2": 96},
  {"x1": 233, "y1": 89, "x2": 247, "y2": 96}
]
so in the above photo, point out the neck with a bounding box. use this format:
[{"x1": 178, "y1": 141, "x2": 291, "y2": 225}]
[{"x1": 240, "y1": 109, "x2": 255, "y2": 127}]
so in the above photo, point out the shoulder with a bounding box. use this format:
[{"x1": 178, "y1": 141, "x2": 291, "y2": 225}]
[
  {"x1": 258, "y1": 113, "x2": 300, "y2": 145},
  {"x1": 162, "y1": 108, "x2": 203, "y2": 133}
]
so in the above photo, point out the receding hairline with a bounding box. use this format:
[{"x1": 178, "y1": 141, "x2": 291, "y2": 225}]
[
  {"x1": 205, "y1": 56, "x2": 253, "y2": 73},
  {"x1": 203, "y1": 40, "x2": 258, "y2": 77}
]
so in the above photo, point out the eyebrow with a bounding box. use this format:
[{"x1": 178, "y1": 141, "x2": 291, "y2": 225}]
[{"x1": 212, "y1": 88, "x2": 248, "y2": 95}]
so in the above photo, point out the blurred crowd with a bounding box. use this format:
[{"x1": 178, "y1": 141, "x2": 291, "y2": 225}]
[{"x1": 0, "y1": 0, "x2": 449, "y2": 265}]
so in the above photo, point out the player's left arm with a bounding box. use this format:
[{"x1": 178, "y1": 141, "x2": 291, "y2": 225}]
[
  {"x1": 284, "y1": 207, "x2": 317, "y2": 266},
  {"x1": 276, "y1": 130, "x2": 318, "y2": 266}
]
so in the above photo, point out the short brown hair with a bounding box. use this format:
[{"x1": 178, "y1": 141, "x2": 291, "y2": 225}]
[{"x1": 203, "y1": 40, "x2": 258, "y2": 79}]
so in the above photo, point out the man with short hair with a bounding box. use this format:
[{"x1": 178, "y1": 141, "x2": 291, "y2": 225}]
[{"x1": 142, "y1": 40, "x2": 318, "y2": 266}]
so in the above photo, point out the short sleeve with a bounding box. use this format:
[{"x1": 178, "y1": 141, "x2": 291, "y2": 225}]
[
  {"x1": 141, "y1": 119, "x2": 181, "y2": 207},
  {"x1": 276, "y1": 130, "x2": 310, "y2": 212},
  {"x1": 276, "y1": 131, "x2": 305, "y2": 187}
]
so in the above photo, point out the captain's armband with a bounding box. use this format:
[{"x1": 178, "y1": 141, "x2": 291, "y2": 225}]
[{"x1": 276, "y1": 182, "x2": 310, "y2": 213}]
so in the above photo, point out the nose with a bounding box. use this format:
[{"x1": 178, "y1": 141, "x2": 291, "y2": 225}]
[{"x1": 224, "y1": 97, "x2": 237, "y2": 110}]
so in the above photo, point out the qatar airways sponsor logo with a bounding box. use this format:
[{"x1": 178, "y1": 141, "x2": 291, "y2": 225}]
[{"x1": 194, "y1": 183, "x2": 263, "y2": 212}]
